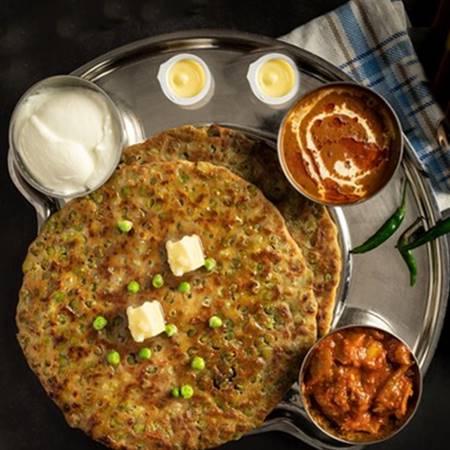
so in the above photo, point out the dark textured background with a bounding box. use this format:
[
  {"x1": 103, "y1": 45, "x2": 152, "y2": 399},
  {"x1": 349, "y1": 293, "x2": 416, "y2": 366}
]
[{"x1": 1, "y1": 1, "x2": 448, "y2": 449}]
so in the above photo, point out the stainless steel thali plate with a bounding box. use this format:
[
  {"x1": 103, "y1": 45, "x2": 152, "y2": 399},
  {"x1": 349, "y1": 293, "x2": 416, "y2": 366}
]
[{"x1": 8, "y1": 30, "x2": 449, "y2": 450}]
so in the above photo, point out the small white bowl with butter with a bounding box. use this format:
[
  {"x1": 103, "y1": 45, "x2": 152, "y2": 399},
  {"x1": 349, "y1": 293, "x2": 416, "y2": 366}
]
[
  {"x1": 157, "y1": 53, "x2": 214, "y2": 108},
  {"x1": 247, "y1": 53, "x2": 300, "y2": 106},
  {"x1": 9, "y1": 75, "x2": 125, "y2": 198}
]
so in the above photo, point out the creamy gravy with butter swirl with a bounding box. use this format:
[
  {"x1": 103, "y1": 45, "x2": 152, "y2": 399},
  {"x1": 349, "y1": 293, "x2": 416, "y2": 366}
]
[{"x1": 280, "y1": 86, "x2": 395, "y2": 204}]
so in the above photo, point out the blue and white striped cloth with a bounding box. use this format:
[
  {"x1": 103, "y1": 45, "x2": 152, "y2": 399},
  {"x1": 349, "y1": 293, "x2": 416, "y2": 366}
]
[{"x1": 281, "y1": 0, "x2": 450, "y2": 210}]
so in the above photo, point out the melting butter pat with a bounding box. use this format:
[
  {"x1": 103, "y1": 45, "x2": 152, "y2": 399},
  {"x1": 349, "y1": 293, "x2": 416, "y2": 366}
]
[
  {"x1": 166, "y1": 235, "x2": 205, "y2": 277},
  {"x1": 127, "y1": 301, "x2": 165, "y2": 342}
]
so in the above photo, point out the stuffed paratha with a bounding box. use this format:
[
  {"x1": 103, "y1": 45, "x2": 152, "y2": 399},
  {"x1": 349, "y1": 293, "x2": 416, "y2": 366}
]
[{"x1": 17, "y1": 160, "x2": 317, "y2": 450}]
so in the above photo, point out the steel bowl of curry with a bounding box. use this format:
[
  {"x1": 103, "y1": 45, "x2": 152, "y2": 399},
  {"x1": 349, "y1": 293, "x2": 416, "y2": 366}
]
[
  {"x1": 278, "y1": 83, "x2": 403, "y2": 205},
  {"x1": 299, "y1": 325, "x2": 422, "y2": 444}
]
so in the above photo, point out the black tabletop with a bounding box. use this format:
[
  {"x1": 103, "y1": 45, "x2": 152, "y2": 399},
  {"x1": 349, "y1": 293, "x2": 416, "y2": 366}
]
[{"x1": 1, "y1": 1, "x2": 449, "y2": 450}]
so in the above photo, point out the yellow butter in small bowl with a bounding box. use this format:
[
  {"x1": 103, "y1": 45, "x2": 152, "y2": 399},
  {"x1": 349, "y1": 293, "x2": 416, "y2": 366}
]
[
  {"x1": 158, "y1": 53, "x2": 213, "y2": 108},
  {"x1": 168, "y1": 59, "x2": 206, "y2": 98},
  {"x1": 247, "y1": 53, "x2": 300, "y2": 106},
  {"x1": 258, "y1": 58, "x2": 296, "y2": 97}
]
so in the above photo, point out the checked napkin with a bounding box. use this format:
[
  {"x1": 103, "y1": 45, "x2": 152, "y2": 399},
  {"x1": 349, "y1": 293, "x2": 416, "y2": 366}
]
[{"x1": 281, "y1": 0, "x2": 450, "y2": 211}]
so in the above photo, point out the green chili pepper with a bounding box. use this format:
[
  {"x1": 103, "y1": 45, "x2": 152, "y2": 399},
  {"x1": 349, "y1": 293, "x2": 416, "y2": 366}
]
[
  {"x1": 351, "y1": 180, "x2": 408, "y2": 254},
  {"x1": 400, "y1": 216, "x2": 450, "y2": 251},
  {"x1": 396, "y1": 218, "x2": 423, "y2": 287},
  {"x1": 399, "y1": 245, "x2": 417, "y2": 287}
]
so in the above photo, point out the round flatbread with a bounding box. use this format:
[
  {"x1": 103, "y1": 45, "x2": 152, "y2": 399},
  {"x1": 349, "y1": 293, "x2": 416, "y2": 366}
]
[
  {"x1": 17, "y1": 160, "x2": 317, "y2": 450},
  {"x1": 122, "y1": 125, "x2": 341, "y2": 336}
]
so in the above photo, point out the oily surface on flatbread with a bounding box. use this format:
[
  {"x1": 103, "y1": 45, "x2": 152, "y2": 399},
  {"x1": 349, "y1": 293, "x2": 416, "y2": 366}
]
[
  {"x1": 17, "y1": 160, "x2": 317, "y2": 450},
  {"x1": 122, "y1": 125, "x2": 341, "y2": 336}
]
